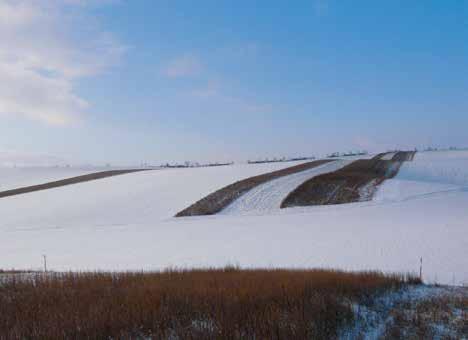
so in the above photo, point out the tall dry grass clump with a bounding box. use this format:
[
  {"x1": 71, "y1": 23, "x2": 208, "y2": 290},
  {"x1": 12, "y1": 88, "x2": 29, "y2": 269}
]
[{"x1": 0, "y1": 268, "x2": 420, "y2": 339}]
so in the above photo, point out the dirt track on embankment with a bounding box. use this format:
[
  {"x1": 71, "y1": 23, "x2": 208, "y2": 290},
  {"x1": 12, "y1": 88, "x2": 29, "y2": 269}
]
[
  {"x1": 176, "y1": 160, "x2": 334, "y2": 217},
  {"x1": 281, "y1": 151, "x2": 416, "y2": 208},
  {"x1": 0, "y1": 170, "x2": 148, "y2": 199}
]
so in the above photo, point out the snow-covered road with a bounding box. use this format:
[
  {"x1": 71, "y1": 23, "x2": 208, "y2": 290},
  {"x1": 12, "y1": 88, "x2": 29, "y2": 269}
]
[{"x1": 221, "y1": 160, "x2": 351, "y2": 215}]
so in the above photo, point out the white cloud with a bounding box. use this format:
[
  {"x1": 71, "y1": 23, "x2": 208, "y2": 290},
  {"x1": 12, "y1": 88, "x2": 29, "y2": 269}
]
[
  {"x1": 0, "y1": 0, "x2": 125, "y2": 125},
  {"x1": 0, "y1": 1, "x2": 36, "y2": 26},
  {"x1": 163, "y1": 55, "x2": 202, "y2": 78}
]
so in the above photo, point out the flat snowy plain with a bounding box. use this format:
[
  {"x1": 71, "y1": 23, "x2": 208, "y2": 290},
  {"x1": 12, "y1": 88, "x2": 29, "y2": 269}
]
[{"x1": 0, "y1": 152, "x2": 466, "y2": 285}]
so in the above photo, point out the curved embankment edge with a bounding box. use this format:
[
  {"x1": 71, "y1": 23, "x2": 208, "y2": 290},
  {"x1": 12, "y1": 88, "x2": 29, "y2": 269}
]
[
  {"x1": 281, "y1": 151, "x2": 416, "y2": 208},
  {"x1": 0, "y1": 169, "x2": 149, "y2": 199},
  {"x1": 220, "y1": 160, "x2": 350, "y2": 215},
  {"x1": 175, "y1": 160, "x2": 334, "y2": 217}
]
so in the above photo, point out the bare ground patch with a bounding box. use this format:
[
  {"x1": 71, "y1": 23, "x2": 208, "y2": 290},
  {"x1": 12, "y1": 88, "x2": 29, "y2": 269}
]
[
  {"x1": 0, "y1": 169, "x2": 149, "y2": 199},
  {"x1": 392, "y1": 150, "x2": 416, "y2": 161},
  {"x1": 281, "y1": 152, "x2": 415, "y2": 208},
  {"x1": 372, "y1": 152, "x2": 392, "y2": 160},
  {"x1": 176, "y1": 160, "x2": 333, "y2": 217}
]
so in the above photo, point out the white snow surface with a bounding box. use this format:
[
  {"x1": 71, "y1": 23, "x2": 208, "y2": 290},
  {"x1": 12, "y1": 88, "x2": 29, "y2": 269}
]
[
  {"x1": 375, "y1": 150, "x2": 468, "y2": 202},
  {"x1": 0, "y1": 153, "x2": 467, "y2": 286},
  {"x1": 221, "y1": 160, "x2": 351, "y2": 215},
  {"x1": 0, "y1": 166, "x2": 123, "y2": 192}
]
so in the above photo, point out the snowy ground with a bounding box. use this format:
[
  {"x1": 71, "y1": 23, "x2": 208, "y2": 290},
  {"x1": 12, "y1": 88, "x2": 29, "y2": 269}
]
[
  {"x1": 341, "y1": 284, "x2": 467, "y2": 339},
  {"x1": 0, "y1": 152, "x2": 466, "y2": 285},
  {"x1": 375, "y1": 150, "x2": 468, "y2": 202}
]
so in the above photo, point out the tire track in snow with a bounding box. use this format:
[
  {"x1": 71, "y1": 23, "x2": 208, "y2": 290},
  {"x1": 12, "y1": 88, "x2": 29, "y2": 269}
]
[{"x1": 220, "y1": 160, "x2": 351, "y2": 215}]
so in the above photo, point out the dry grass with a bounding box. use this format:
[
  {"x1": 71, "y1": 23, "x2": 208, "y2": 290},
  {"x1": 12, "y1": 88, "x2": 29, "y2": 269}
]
[
  {"x1": 0, "y1": 269, "x2": 33, "y2": 274},
  {"x1": 0, "y1": 268, "x2": 420, "y2": 339}
]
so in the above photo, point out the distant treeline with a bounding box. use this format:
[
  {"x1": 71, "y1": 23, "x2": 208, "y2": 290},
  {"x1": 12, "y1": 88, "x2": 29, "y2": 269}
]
[
  {"x1": 422, "y1": 146, "x2": 466, "y2": 152},
  {"x1": 327, "y1": 151, "x2": 368, "y2": 158},
  {"x1": 247, "y1": 156, "x2": 315, "y2": 165},
  {"x1": 160, "y1": 161, "x2": 234, "y2": 169}
]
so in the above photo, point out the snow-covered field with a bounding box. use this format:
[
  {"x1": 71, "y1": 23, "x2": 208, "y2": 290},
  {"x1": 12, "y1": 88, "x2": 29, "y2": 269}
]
[
  {"x1": 0, "y1": 152, "x2": 466, "y2": 285},
  {"x1": 0, "y1": 161, "x2": 306, "y2": 227},
  {"x1": 0, "y1": 166, "x2": 122, "y2": 192}
]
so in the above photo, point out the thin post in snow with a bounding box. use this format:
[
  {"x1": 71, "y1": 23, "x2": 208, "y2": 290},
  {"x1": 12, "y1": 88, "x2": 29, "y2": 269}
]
[
  {"x1": 419, "y1": 257, "x2": 423, "y2": 282},
  {"x1": 42, "y1": 254, "x2": 47, "y2": 273}
]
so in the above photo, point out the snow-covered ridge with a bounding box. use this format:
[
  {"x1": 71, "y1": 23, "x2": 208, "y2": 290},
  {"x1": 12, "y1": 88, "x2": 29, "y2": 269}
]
[
  {"x1": 375, "y1": 150, "x2": 468, "y2": 202},
  {"x1": 398, "y1": 151, "x2": 468, "y2": 186}
]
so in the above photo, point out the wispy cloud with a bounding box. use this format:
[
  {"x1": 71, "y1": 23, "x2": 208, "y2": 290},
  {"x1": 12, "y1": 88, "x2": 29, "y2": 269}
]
[
  {"x1": 168, "y1": 46, "x2": 275, "y2": 118},
  {"x1": 163, "y1": 55, "x2": 202, "y2": 78},
  {"x1": 0, "y1": 0, "x2": 125, "y2": 125}
]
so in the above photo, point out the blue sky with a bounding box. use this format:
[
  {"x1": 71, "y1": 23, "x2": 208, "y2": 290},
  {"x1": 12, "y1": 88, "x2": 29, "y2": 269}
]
[{"x1": 1, "y1": 0, "x2": 467, "y2": 165}]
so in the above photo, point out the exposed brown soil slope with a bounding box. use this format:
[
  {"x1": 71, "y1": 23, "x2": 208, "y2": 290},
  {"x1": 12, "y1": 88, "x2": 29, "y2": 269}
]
[
  {"x1": 392, "y1": 150, "x2": 416, "y2": 161},
  {"x1": 373, "y1": 151, "x2": 416, "y2": 161},
  {"x1": 281, "y1": 151, "x2": 415, "y2": 208},
  {"x1": 0, "y1": 169, "x2": 148, "y2": 199},
  {"x1": 372, "y1": 152, "x2": 391, "y2": 160},
  {"x1": 176, "y1": 160, "x2": 333, "y2": 217}
]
